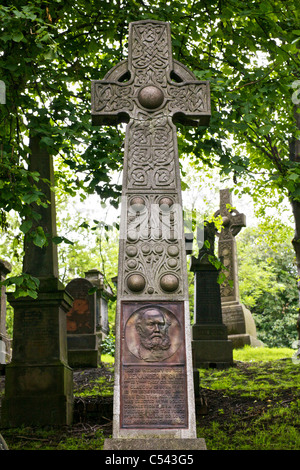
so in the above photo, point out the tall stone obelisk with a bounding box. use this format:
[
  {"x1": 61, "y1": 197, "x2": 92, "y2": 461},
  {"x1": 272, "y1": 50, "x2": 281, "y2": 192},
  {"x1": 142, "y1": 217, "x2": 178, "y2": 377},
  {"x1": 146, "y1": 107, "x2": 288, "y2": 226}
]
[{"x1": 1, "y1": 135, "x2": 73, "y2": 427}]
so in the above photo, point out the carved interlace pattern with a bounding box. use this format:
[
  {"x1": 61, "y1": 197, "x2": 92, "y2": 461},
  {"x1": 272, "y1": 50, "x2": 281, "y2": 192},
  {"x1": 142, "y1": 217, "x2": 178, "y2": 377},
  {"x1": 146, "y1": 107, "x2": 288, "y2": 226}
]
[
  {"x1": 92, "y1": 21, "x2": 210, "y2": 298},
  {"x1": 127, "y1": 118, "x2": 176, "y2": 190}
]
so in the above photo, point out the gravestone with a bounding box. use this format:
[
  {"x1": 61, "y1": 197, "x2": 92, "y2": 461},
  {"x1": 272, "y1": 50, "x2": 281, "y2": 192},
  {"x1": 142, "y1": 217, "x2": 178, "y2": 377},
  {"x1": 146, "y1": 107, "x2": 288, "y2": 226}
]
[
  {"x1": 1, "y1": 135, "x2": 73, "y2": 427},
  {"x1": 92, "y1": 20, "x2": 210, "y2": 449},
  {"x1": 0, "y1": 259, "x2": 12, "y2": 365},
  {"x1": 191, "y1": 222, "x2": 233, "y2": 368},
  {"x1": 215, "y1": 189, "x2": 263, "y2": 348},
  {"x1": 85, "y1": 269, "x2": 112, "y2": 339},
  {"x1": 65, "y1": 277, "x2": 101, "y2": 367}
]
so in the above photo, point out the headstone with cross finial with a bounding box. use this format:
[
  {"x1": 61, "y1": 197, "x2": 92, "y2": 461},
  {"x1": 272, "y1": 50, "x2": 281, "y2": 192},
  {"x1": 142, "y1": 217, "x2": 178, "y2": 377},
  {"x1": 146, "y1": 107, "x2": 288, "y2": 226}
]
[
  {"x1": 214, "y1": 189, "x2": 264, "y2": 348},
  {"x1": 92, "y1": 20, "x2": 210, "y2": 449}
]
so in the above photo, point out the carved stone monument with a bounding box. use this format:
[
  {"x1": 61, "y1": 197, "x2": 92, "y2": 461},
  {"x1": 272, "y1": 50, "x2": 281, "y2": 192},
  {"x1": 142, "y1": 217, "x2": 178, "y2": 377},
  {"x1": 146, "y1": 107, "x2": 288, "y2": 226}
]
[
  {"x1": 85, "y1": 269, "x2": 112, "y2": 339},
  {"x1": 1, "y1": 135, "x2": 73, "y2": 427},
  {"x1": 92, "y1": 20, "x2": 210, "y2": 449},
  {"x1": 0, "y1": 259, "x2": 12, "y2": 365},
  {"x1": 215, "y1": 189, "x2": 263, "y2": 348},
  {"x1": 191, "y1": 222, "x2": 233, "y2": 368},
  {"x1": 65, "y1": 277, "x2": 100, "y2": 368}
]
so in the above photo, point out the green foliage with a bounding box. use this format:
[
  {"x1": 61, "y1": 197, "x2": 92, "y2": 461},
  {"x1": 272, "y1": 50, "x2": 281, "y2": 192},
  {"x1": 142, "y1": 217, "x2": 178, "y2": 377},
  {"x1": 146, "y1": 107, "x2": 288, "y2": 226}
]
[
  {"x1": 2, "y1": 347, "x2": 299, "y2": 450},
  {"x1": 0, "y1": 426, "x2": 106, "y2": 450},
  {"x1": 0, "y1": 0, "x2": 299, "y2": 298},
  {"x1": 1, "y1": 273, "x2": 40, "y2": 299},
  {"x1": 233, "y1": 345, "x2": 295, "y2": 362},
  {"x1": 101, "y1": 332, "x2": 116, "y2": 357},
  {"x1": 197, "y1": 350, "x2": 300, "y2": 450},
  {"x1": 237, "y1": 224, "x2": 299, "y2": 347}
]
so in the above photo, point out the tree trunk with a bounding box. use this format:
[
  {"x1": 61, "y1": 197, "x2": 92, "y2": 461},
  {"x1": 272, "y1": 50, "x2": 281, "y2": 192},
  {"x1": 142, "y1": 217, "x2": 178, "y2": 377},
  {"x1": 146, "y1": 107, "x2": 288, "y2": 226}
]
[
  {"x1": 290, "y1": 102, "x2": 300, "y2": 340},
  {"x1": 291, "y1": 198, "x2": 300, "y2": 339}
]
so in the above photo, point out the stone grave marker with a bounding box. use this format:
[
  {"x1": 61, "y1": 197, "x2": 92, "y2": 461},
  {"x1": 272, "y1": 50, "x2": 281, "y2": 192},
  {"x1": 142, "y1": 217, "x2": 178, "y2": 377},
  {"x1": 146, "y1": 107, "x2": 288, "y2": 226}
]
[
  {"x1": 65, "y1": 277, "x2": 101, "y2": 367},
  {"x1": 85, "y1": 269, "x2": 113, "y2": 339},
  {"x1": 0, "y1": 259, "x2": 12, "y2": 365},
  {"x1": 190, "y1": 222, "x2": 233, "y2": 368},
  {"x1": 92, "y1": 19, "x2": 210, "y2": 449},
  {"x1": 1, "y1": 135, "x2": 73, "y2": 427},
  {"x1": 214, "y1": 188, "x2": 263, "y2": 348}
]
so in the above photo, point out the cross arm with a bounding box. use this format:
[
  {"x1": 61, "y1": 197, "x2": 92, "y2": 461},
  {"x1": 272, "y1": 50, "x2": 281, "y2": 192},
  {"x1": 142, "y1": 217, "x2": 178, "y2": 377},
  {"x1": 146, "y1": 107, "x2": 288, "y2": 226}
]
[
  {"x1": 91, "y1": 80, "x2": 133, "y2": 126},
  {"x1": 168, "y1": 80, "x2": 211, "y2": 127}
]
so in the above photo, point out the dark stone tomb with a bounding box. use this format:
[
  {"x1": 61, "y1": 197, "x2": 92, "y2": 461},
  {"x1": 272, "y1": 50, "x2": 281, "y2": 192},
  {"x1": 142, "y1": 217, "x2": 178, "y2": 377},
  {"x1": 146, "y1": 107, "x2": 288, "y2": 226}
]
[{"x1": 191, "y1": 222, "x2": 233, "y2": 368}]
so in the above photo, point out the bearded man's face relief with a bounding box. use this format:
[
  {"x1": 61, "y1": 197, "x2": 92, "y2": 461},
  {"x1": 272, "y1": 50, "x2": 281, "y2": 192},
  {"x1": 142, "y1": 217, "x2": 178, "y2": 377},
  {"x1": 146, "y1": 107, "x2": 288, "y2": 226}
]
[{"x1": 136, "y1": 309, "x2": 171, "y2": 351}]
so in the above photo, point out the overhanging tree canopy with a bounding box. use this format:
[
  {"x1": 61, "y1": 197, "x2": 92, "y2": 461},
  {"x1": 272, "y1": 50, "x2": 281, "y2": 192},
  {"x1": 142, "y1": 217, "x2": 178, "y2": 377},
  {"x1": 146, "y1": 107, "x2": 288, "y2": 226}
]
[{"x1": 0, "y1": 0, "x2": 299, "y2": 314}]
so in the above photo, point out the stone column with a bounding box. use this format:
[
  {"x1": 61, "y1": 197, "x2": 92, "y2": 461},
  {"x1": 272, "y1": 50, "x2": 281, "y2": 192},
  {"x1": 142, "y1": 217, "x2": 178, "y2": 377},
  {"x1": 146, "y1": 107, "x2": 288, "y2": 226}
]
[
  {"x1": 85, "y1": 269, "x2": 113, "y2": 338},
  {"x1": 0, "y1": 259, "x2": 12, "y2": 365},
  {"x1": 1, "y1": 135, "x2": 73, "y2": 427},
  {"x1": 191, "y1": 223, "x2": 233, "y2": 368}
]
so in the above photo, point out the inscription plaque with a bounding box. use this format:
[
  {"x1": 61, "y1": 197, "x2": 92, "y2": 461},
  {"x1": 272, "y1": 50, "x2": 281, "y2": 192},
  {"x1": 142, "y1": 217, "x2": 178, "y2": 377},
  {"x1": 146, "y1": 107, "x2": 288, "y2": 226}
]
[
  {"x1": 121, "y1": 301, "x2": 187, "y2": 429},
  {"x1": 121, "y1": 365, "x2": 187, "y2": 428}
]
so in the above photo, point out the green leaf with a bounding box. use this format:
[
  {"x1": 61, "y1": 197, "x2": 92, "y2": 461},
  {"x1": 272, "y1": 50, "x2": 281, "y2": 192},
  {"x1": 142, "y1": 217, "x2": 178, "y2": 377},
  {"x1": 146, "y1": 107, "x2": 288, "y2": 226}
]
[
  {"x1": 12, "y1": 31, "x2": 24, "y2": 42},
  {"x1": 52, "y1": 236, "x2": 74, "y2": 245},
  {"x1": 88, "y1": 287, "x2": 98, "y2": 294},
  {"x1": 31, "y1": 227, "x2": 47, "y2": 248},
  {"x1": 20, "y1": 219, "x2": 33, "y2": 234}
]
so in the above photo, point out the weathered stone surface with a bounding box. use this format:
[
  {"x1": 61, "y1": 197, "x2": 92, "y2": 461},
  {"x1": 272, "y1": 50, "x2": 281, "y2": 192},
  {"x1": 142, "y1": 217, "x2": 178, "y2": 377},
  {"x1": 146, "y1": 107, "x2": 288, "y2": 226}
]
[
  {"x1": 215, "y1": 189, "x2": 263, "y2": 348},
  {"x1": 65, "y1": 277, "x2": 100, "y2": 368},
  {"x1": 84, "y1": 269, "x2": 113, "y2": 337},
  {"x1": 1, "y1": 290, "x2": 73, "y2": 427},
  {"x1": 103, "y1": 438, "x2": 207, "y2": 450},
  {"x1": 92, "y1": 19, "x2": 210, "y2": 444}
]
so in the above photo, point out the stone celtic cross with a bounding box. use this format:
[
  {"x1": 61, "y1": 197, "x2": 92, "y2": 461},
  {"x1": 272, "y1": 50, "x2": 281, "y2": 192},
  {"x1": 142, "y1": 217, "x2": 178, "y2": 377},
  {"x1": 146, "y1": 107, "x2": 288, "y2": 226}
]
[
  {"x1": 92, "y1": 20, "x2": 210, "y2": 445},
  {"x1": 215, "y1": 188, "x2": 246, "y2": 302}
]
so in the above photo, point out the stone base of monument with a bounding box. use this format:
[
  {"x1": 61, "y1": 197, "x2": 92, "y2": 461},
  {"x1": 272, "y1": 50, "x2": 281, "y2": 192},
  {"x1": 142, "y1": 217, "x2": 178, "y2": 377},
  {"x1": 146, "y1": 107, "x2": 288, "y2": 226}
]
[
  {"x1": 1, "y1": 281, "x2": 74, "y2": 427},
  {"x1": 1, "y1": 364, "x2": 73, "y2": 427},
  {"x1": 191, "y1": 323, "x2": 234, "y2": 368},
  {"x1": 67, "y1": 334, "x2": 101, "y2": 368},
  {"x1": 228, "y1": 333, "x2": 264, "y2": 348},
  {"x1": 103, "y1": 438, "x2": 207, "y2": 450},
  {"x1": 222, "y1": 301, "x2": 264, "y2": 349},
  {"x1": 68, "y1": 349, "x2": 100, "y2": 368}
]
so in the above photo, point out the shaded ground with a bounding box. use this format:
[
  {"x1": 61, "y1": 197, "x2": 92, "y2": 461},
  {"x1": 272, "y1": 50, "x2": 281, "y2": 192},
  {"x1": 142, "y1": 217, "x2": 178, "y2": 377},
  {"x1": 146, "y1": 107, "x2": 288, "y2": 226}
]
[{"x1": 0, "y1": 359, "x2": 298, "y2": 449}]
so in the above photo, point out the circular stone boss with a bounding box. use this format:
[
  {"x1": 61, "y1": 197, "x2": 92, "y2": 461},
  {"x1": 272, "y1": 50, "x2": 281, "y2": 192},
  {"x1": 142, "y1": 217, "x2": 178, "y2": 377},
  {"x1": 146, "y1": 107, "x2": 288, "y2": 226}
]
[
  {"x1": 127, "y1": 273, "x2": 146, "y2": 292},
  {"x1": 138, "y1": 85, "x2": 164, "y2": 109},
  {"x1": 160, "y1": 273, "x2": 179, "y2": 292},
  {"x1": 130, "y1": 196, "x2": 146, "y2": 213}
]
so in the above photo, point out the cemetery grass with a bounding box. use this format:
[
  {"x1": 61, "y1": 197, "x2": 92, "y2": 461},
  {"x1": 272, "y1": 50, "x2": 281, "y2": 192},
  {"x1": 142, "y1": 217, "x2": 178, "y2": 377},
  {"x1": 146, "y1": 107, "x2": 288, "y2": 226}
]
[{"x1": 0, "y1": 347, "x2": 299, "y2": 451}]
